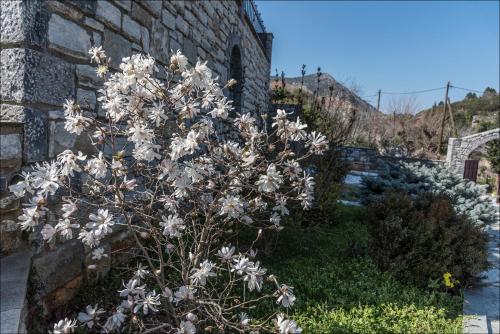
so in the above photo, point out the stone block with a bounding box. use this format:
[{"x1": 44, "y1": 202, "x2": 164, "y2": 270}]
[
  {"x1": 76, "y1": 88, "x2": 97, "y2": 110},
  {"x1": 48, "y1": 14, "x2": 91, "y2": 60},
  {"x1": 141, "y1": 26, "x2": 150, "y2": 52},
  {"x1": 150, "y1": 20, "x2": 169, "y2": 64},
  {"x1": 96, "y1": 0, "x2": 121, "y2": 31},
  {"x1": 1, "y1": 48, "x2": 75, "y2": 107},
  {"x1": 32, "y1": 239, "x2": 84, "y2": 298},
  {"x1": 0, "y1": 0, "x2": 49, "y2": 47},
  {"x1": 123, "y1": 15, "x2": 142, "y2": 43},
  {"x1": 140, "y1": 0, "x2": 162, "y2": 16},
  {"x1": 183, "y1": 38, "x2": 197, "y2": 64},
  {"x1": 47, "y1": 0, "x2": 83, "y2": 21},
  {"x1": 0, "y1": 134, "x2": 22, "y2": 161},
  {"x1": 1, "y1": 105, "x2": 48, "y2": 163},
  {"x1": 131, "y1": 2, "x2": 152, "y2": 29},
  {"x1": 84, "y1": 17, "x2": 105, "y2": 32},
  {"x1": 48, "y1": 121, "x2": 77, "y2": 158},
  {"x1": 66, "y1": 0, "x2": 97, "y2": 15},
  {"x1": 93, "y1": 31, "x2": 102, "y2": 47},
  {"x1": 161, "y1": 8, "x2": 175, "y2": 30},
  {"x1": 114, "y1": 0, "x2": 132, "y2": 11},
  {"x1": 76, "y1": 64, "x2": 100, "y2": 88},
  {"x1": 175, "y1": 15, "x2": 189, "y2": 36},
  {"x1": 103, "y1": 29, "x2": 132, "y2": 69}
]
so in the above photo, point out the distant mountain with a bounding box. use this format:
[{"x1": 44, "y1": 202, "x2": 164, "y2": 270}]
[{"x1": 278, "y1": 73, "x2": 377, "y2": 114}]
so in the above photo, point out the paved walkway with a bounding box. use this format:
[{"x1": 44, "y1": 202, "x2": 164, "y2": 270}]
[{"x1": 464, "y1": 197, "x2": 500, "y2": 334}]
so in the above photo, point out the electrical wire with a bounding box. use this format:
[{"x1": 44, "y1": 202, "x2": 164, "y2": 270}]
[
  {"x1": 382, "y1": 87, "x2": 446, "y2": 95},
  {"x1": 449, "y1": 85, "x2": 484, "y2": 94}
]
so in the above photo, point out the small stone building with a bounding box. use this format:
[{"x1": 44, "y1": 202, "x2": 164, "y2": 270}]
[{"x1": 0, "y1": 0, "x2": 272, "y2": 323}]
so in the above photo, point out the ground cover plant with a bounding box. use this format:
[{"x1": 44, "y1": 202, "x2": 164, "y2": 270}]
[
  {"x1": 361, "y1": 161, "x2": 495, "y2": 226},
  {"x1": 254, "y1": 206, "x2": 464, "y2": 334},
  {"x1": 10, "y1": 48, "x2": 330, "y2": 333}
]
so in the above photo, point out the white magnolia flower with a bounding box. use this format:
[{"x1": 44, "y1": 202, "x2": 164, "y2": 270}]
[
  {"x1": 219, "y1": 195, "x2": 244, "y2": 219},
  {"x1": 87, "y1": 209, "x2": 114, "y2": 237},
  {"x1": 51, "y1": 318, "x2": 77, "y2": 334},
  {"x1": 86, "y1": 153, "x2": 107, "y2": 179},
  {"x1": 306, "y1": 131, "x2": 329, "y2": 154},
  {"x1": 174, "y1": 285, "x2": 196, "y2": 303},
  {"x1": 276, "y1": 314, "x2": 302, "y2": 334},
  {"x1": 244, "y1": 262, "x2": 266, "y2": 292},
  {"x1": 276, "y1": 284, "x2": 296, "y2": 308},
  {"x1": 58, "y1": 150, "x2": 86, "y2": 176},
  {"x1": 55, "y1": 218, "x2": 79, "y2": 240},
  {"x1": 88, "y1": 46, "x2": 106, "y2": 64},
  {"x1": 240, "y1": 312, "x2": 251, "y2": 328},
  {"x1": 18, "y1": 205, "x2": 42, "y2": 231},
  {"x1": 134, "y1": 263, "x2": 149, "y2": 279},
  {"x1": 118, "y1": 278, "x2": 145, "y2": 298},
  {"x1": 231, "y1": 255, "x2": 252, "y2": 275},
  {"x1": 190, "y1": 260, "x2": 217, "y2": 286},
  {"x1": 134, "y1": 290, "x2": 161, "y2": 315},
  {"x1": 273, "y1": 197, "x2": 289, "y2": 216},
  {"x1": 32, "y1": 161, "x2": 60, "y2": 196},
  {"x1": 170, "y1": 49, "x2": 188, "y2": 72},
  {"x1": 61, "y1": 199, "x2": 78, "y2": 218},
  {"x1": 9, "y1": 171, "x2": 33, "y2": 197},
  {"x1": 160, "y1": 214, "x2": 185, "y2": 238},
  {"x1": 256, "y1": 164, "x2": 283, "y2": 193},
  {"x1": 148, "y1": 101, "x2": 168, "y2": 126},
  {"x1": 177, "y1": 320, "x2": 197, "y2": 334},
  {"x1": 77, "y1": 304, "x2": 105, "y2": 329},
  {"x1": 104, "y1": 308, "x2": 126, "y2": 331},
  {"x1": 217, "y1": 245, "x2": 235, "y2": 262},
  {"x1": 91, "y1": 247, "x2": 108, "y2": 260}
]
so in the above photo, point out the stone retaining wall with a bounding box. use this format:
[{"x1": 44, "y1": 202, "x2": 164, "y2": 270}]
[
  {"x1": 339, "y1": 146, "x2": 445, "y2": 172},
  {"x1": 0, "y1": 0, "x2": 272, "y2": 314}
]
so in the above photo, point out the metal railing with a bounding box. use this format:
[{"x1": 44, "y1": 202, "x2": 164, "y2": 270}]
[{"x1": 243, "y1": 0, "x2": 266, "y2": 34}]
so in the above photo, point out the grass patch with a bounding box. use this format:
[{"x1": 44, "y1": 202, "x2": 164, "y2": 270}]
[{"x1": 258, "y1": 205, "x2": 463, "y2": 333}]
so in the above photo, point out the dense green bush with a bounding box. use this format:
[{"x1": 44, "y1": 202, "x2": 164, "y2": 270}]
[
  {"x1": 366, "y1": 191, "x2": 489, "y2": 287},
  {"x1": 361, "y1": 161, "x2": 495, "y2": 226}
]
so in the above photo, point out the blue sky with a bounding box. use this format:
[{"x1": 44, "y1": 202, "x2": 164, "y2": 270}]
[{"x1": 256, "y1": 1, "x2": 500, "y2": 111}]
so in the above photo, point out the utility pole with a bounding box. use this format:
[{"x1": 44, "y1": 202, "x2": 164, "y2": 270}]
[
  {"x1": 447, "y1": 97, "x2": 457, "y2": 137},
  {"x1": 376, "y1": 89, "x2": 381, "y2": 112},
  {"x1": 437, "y1": 81, "x2": 450, "y2": 153}
]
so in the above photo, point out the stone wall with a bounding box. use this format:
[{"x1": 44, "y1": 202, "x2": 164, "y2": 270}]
[
  {"x1": 446, "y1": 128, "x2": 500, "y2": 176},
  {"x1": 339, "y1": 146, "x2": 445, "y2": 172},
  {"x1": 0, "y1": 0, "x2": 272, "y2": 314}
]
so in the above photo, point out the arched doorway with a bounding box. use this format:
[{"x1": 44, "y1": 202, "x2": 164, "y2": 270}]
[
  {"x1": 446, "y1": 128, "x2": 500, "y2": 177},
  {"x1": 229, "y1": 45, "x2": 243, "y2": 115}
]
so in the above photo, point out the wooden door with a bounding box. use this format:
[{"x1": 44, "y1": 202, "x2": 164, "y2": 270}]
[{"x1": 463, "y1": 159, "x2": 479, "y2": 182}]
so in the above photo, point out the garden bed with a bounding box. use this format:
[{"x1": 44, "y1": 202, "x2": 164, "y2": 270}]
[
  {"x1": 257, "y1": 206, "x2": 464, "y2": 333},
  {"x1": 54, "y1": 205, "x2": 464, "y2": 333}
]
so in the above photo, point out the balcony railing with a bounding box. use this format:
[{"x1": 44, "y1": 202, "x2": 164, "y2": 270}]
[{"x1": 243, "y1": 0, "x2": 266, "y2": 34}]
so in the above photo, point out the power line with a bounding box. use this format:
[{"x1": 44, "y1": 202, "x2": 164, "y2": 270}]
[
  {"x1": 449, "y1": 85, "x2": 484, "y2": 94},
  {"x1": 382, "y1": 87, "x2": 446, "y2": 95}
]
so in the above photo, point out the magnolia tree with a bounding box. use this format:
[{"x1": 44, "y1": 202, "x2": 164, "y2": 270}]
[{"x1": 10, "y1": 47, "x2": 328, "y2": 334}]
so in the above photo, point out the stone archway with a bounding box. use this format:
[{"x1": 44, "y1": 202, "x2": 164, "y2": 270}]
[{"x1": 446, "y1": 128, "x2": 500, "y2": 177}]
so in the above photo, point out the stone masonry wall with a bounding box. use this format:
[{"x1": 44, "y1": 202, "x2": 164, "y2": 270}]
[
  {"x1": 0, "y1": 0, "x2": 272, "y2": 314},
  {"x1": 446, "y1": 128, "x2": 500, "y2": 177}
]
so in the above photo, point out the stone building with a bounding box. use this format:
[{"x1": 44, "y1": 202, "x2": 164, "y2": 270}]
[{"x1": 0, "y1": 0, "x2": 272, "y2": 329}]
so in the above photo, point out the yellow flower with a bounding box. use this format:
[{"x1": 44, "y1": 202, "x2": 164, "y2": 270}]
[{"x1": 443, "y1": 272, "x2": 455, "y2": 288}]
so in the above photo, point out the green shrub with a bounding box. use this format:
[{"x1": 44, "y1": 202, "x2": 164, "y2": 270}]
[
  {"x1": 361, "y1": 161, "x2": 495, "y2": 226},
  {"x1": 366, "y1": 191, "x2": 489, "y2": 287}
]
